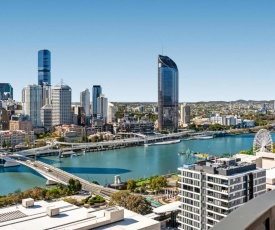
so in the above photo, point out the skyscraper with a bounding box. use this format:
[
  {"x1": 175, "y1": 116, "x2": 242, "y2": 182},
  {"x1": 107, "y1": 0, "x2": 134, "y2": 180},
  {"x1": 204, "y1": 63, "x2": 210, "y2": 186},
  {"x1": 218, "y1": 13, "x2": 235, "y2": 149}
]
[
  {"x1": 52, "y1": 82, "x2": 72, "y2": 126},
  {"x1": 80, "y1": 88, "x2": 90, "y2": 116},
  {"x1": 97, "y1": 94, "x2": 108, "y2": 123},
  {"x1": 22, "y1": 84, "x2": 42, "y2": 127},
  {"x1": 92, "y1": 85, "x2": 102, "y2": 117},
  {"x1": 0, "y1": 83, "x2": 13, "y2": 100},
  {"x1": 38, "y1": 50, "x2": 51, "y2": 86},
  {"x1": 180, "y1": 103, "x2": 190, "y2": 126},
  {"x1": 158, "y1": 55, "x2": 179, "y2": 132}
]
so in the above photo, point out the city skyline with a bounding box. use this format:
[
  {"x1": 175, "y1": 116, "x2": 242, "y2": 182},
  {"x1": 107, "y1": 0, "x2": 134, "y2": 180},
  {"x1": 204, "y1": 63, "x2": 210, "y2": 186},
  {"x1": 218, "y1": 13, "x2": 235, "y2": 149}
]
[{"x1": 0, "y1": 1, "x2": 274, "y2": 102}]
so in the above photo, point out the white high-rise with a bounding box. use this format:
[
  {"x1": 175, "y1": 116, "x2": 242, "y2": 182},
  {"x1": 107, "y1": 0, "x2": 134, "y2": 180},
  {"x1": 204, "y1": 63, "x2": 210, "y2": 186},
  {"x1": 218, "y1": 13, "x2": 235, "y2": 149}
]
[
  {"x1": 108, "y1": 102, "x2": 118, "y2": 123},
  {"x1": 80, "y1": 88, "x2": 90, "y2": 116},
  {"x1": 52, "y1": 82, "x2": 72, "y2": 126},
  {"x1": 22, "y1": 84, "x2": 42, "y2": 127},
  {"x1": 97, "y1": 94, "x2": 108, "y2": 123},
  {"x1": 178, "y1": 158, "x2": 266, "y2": 230},
  {"x1": 180, "y1": 103, "x2": 190, "y2": 125}
]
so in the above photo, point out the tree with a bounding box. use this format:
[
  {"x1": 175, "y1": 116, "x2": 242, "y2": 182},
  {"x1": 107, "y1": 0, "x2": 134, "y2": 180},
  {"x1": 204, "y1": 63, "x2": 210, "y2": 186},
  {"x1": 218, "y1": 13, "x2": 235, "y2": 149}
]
[
  {"x1": 150, "y1": 176, "x2": 168, "y2": 193},
  {"x1": 68, "y1": 178, "x2": 76, "y2": 193},
  {"x1": 127, "y1": 179, "x2": 136, "y2": 192},
  {"x1": 109, "y1": 190, "x2": 129, "y2": 208},
  {"x1": 109, "y1": 191, "x2": 152, "y2": 215},
  {"x1": 67, "y1": 178, "x2": 82, "y2": 194},
  {"x1": 124, "y1": 195, "x2": 152, "y2": 215},
  {"x1": 2, "y1": 140, "x2": 6, "y2": 148},
  {"x1": 6, "y1": 140, "x2": 11, "y2": 148},
  {"x1": 75, "y1": 179, "x2": 82, "y2": 192}
]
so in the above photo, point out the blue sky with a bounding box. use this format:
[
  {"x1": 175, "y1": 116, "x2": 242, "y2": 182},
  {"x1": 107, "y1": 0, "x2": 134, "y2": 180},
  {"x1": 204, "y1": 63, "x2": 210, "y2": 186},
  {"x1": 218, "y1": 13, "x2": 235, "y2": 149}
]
[{"x1": 0, "y1": 0, "x2": 274, "y2": 102}]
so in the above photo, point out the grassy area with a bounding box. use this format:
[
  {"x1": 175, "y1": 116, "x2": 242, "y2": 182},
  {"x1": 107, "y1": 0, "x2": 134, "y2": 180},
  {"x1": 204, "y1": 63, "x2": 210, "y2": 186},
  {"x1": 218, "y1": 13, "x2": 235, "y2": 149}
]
[{"x1": 136, "y1": 179, "x2": 150, "y2": 186}]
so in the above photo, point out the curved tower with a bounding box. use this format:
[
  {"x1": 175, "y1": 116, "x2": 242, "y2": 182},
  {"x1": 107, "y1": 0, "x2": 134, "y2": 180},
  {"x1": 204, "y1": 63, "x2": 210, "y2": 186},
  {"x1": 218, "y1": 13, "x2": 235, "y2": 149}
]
[
  {"x1": 158, "y1": 55, "x2": 179, "y2": 132},
  {"x1": 38, "y1": 49, "x2": 51, "y2": 86}
]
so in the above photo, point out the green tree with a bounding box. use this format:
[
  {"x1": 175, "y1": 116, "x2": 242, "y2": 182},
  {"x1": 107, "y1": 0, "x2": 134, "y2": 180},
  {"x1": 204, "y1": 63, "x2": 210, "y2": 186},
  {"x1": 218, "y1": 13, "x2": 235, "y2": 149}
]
[
  {"x1": 124, "y1": 195, "x2": 152, "y2": 215},
  {"x1": 109, "y1": 191, "x2": 152, "y2": 215},
  {"x1": 2, "y1": 140, "x2": 6, "y2": 148},
  {"x1": 6, "y1": 140, "x2": 11, "y2": 148},
  {"x1": 91, "y1": 136, "x2": 99, "y2": 142},
  {"x1": 127, "y1": 179, "x2": 136, "y2": 192},
  {"x1": 150, "y1": 176, "x2": 168, "y2": 193},
  {"x1": 208, "y1": 123, "x2": 226, "y2": 131}
]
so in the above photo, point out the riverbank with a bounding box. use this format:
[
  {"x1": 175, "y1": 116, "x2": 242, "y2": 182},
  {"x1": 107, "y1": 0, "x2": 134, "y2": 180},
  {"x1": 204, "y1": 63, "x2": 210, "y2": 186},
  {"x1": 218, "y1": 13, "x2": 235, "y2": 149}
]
[{"x1": 1, "y1": 133, "x2": 270, "y2": 195}]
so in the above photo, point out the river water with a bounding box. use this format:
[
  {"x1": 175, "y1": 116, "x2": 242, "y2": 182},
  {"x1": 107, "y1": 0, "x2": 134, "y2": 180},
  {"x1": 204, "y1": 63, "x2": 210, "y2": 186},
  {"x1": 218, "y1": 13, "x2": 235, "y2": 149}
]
[{"x1": 0, "y1": 133, "x2": 272, "y2": 195}]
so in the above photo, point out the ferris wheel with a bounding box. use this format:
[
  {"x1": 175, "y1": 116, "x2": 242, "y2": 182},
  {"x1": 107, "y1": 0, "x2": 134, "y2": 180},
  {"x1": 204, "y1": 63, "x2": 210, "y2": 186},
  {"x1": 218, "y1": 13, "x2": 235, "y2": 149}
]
[{"x1": 253, "y1": 129, "x2": 273, "y2": 154}]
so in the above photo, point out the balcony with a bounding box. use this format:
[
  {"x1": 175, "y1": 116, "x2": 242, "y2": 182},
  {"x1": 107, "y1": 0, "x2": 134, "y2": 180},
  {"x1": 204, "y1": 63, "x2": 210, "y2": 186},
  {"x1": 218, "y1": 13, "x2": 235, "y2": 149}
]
[{"x1": 212, "y1": 190, "x2": 275, "y2": 230}]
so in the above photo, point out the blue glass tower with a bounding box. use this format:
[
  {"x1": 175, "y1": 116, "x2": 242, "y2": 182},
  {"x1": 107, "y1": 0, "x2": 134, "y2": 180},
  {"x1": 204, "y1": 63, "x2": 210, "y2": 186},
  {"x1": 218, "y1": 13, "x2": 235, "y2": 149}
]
[
  {"x1": 92, "y1": 85, "x2": 102, "y2": 117},
  {"x1": 38, "y1": 50, "x2": 51, "y2": 86},
  {"x1": 158, "y1": 55, "x2": 179, "y2": 132}
]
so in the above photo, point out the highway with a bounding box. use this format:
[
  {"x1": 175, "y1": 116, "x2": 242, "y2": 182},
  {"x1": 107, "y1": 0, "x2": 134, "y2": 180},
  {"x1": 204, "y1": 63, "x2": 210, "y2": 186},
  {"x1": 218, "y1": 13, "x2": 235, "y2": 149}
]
[{"x1": 7, "y1": 154, "x2": 117, "y2": 200}]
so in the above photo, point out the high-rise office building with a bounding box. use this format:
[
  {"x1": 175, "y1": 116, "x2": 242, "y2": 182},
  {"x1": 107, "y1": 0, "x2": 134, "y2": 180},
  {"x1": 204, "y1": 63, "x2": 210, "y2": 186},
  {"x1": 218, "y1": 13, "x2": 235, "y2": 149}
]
[
  {"x1": 158, "y1": 55, "x2": 179, "y2": 132},
  {"x1": 92, "y1": 85, "x2": 102, "y2": 117},
  {"x1": 80, "y1": 88, "x2": 90, "y2": 116},
  {"x1": 38, "y1": 50, "x2": 51, "y2": 86},
  {"x1": 52, "y1": 82, "x2": 72, "y2": 126},
  {"x1": 97, "y1": 94, "x2": 108, "y2": 123},
  {"x1": 180, "y1": 103, "x2": 190, "y2": 126},
  {"x1": 22, "y1": 84, "x2": 42, "y2": 127},
  {"x1": 42, "y1": 82, "x2": 51, "y2": 106},
  {"x1": 0, "y1": 83, "x2": 13, "y2": 100},
  {"x1": 178, "y1": 158, "x2": 266, "y2": 230},
  {"x1": 41, "y1": 104, "x2": 52, "y2": 130}
]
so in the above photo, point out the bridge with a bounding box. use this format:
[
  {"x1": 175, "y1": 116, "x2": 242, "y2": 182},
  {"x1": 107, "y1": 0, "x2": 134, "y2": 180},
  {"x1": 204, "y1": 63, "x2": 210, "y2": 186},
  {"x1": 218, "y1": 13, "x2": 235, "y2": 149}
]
[{"x1": 4, "y1": 153, "x2": 117, "y2": 200}]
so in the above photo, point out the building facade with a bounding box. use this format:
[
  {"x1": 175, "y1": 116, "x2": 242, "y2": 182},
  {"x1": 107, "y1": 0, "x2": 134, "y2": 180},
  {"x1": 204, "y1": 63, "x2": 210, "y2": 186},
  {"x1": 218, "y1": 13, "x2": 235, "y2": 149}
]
[
  {"x1": 38, "y1": 50, "x2": 51, "y2": 86},
  {"x1": 0, "y1": 83, "x2": 13, "y2": 100},
  {"x1": 158, "y1": 55, "x2": 179, "y2": 132},
  {"x1": 92, "y1": 85, "x2": 102, "y2": 118},
  {"x1": 22, "y1": 85, "x2": 42, "y2": 127},
  {"x1": 41, "y1": 104, "x2": 52, "y2": 130},
  {"x1": 97, "y1": 94, "x2": 108, "y2": 123},
  {"x1": 80, "y1": 88, "x2": 90, "y2": 116},
  {"x1": 178, "y1": 158, "x2": 266, "y2": 230},
  {"x1": 180, "y1": 103, "x2": 190, "y2": 126},
  {"x1": 52, "y1": 83, "x2": 72, "y2": 126}
]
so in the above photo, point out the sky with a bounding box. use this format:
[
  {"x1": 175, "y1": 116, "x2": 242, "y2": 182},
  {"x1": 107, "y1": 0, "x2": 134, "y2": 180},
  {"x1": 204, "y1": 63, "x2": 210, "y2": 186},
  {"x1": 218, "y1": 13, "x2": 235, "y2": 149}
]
[{"x1": 0, "y1": 0, "x2": 274, "y2": 103}]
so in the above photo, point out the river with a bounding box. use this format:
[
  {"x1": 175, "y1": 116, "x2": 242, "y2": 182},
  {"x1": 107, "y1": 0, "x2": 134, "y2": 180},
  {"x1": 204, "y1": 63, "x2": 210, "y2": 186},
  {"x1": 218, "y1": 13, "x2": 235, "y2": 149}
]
[{"x1": 0, "y1": 133, "x2": 271, "y2": 195}]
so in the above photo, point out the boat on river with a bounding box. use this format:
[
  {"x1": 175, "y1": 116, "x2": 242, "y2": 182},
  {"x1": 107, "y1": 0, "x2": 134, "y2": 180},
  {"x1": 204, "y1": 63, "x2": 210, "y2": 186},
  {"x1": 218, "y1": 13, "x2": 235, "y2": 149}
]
[{"x1": 146, "y1": 139, "x2": 181, "y2": 146}]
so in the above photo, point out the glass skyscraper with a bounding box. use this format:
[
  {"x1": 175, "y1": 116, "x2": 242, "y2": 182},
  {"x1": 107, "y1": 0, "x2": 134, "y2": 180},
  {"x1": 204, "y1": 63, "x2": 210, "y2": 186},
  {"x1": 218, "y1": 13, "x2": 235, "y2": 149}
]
[
  {"x1": 158, "y1": 55, "x2": 179, "y2": 132},
  {"x1": 0, "y1": 83, "x2": 13, "y2": 100},
  {"x1": 92, "y1": 85, "x2": 102, "y2": 117},
  {"x1": 38, "y1": 49, "x2": 51, "y2": 86}
]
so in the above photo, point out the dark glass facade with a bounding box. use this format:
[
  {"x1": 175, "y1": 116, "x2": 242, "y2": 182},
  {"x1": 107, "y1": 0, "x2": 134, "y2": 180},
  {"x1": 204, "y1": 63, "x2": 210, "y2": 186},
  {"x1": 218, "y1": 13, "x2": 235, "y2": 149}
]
[
  {"x1": 38, "y1": 50, "x2": 51, "y2": 86},
  {"x1": 158, "y1": 55, "x2": 179, "y2": 132},
  {"x1": 0, "y1": 83, "x2": 13, "y2": 100},
  {"x1": 92, "y1": 85, "x2": 102, "y2": 117}
]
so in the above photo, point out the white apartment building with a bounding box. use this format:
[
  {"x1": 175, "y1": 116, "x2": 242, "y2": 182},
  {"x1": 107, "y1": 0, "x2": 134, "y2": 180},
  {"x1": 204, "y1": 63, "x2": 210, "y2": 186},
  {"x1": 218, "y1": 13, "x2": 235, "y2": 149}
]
[
  {"x1": 178, "y1": 158, "x2": 266, "y2": 230},
  {"x1": 52, "y1": 83, "x2": 72, "y2": 126},
  {"x1": 210, "y1": 114, "x2": 243, "y2": 127},
  {"x1": 22, "y1": 84, "x2": 42, "y2": 127},
  {"x1": 108, "y1": 102, "x2": 118, "y2": 123}
]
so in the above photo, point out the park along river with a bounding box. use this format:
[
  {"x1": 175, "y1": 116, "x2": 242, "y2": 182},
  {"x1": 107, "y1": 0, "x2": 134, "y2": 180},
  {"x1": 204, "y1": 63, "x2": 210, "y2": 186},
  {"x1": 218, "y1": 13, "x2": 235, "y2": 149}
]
[{"x1": 0, "y1": 133, "x2": 273, "y2": 195}]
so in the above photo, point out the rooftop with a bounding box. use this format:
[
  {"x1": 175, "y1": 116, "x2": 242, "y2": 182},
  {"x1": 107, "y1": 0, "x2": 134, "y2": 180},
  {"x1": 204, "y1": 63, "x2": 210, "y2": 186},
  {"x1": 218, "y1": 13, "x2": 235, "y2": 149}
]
[
  {"x1": 182, "y1": 157, "x2": 258, "y2": 176},
  {"x1": 0, "y1": 200, "x2": 160, "y2": 230}
]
